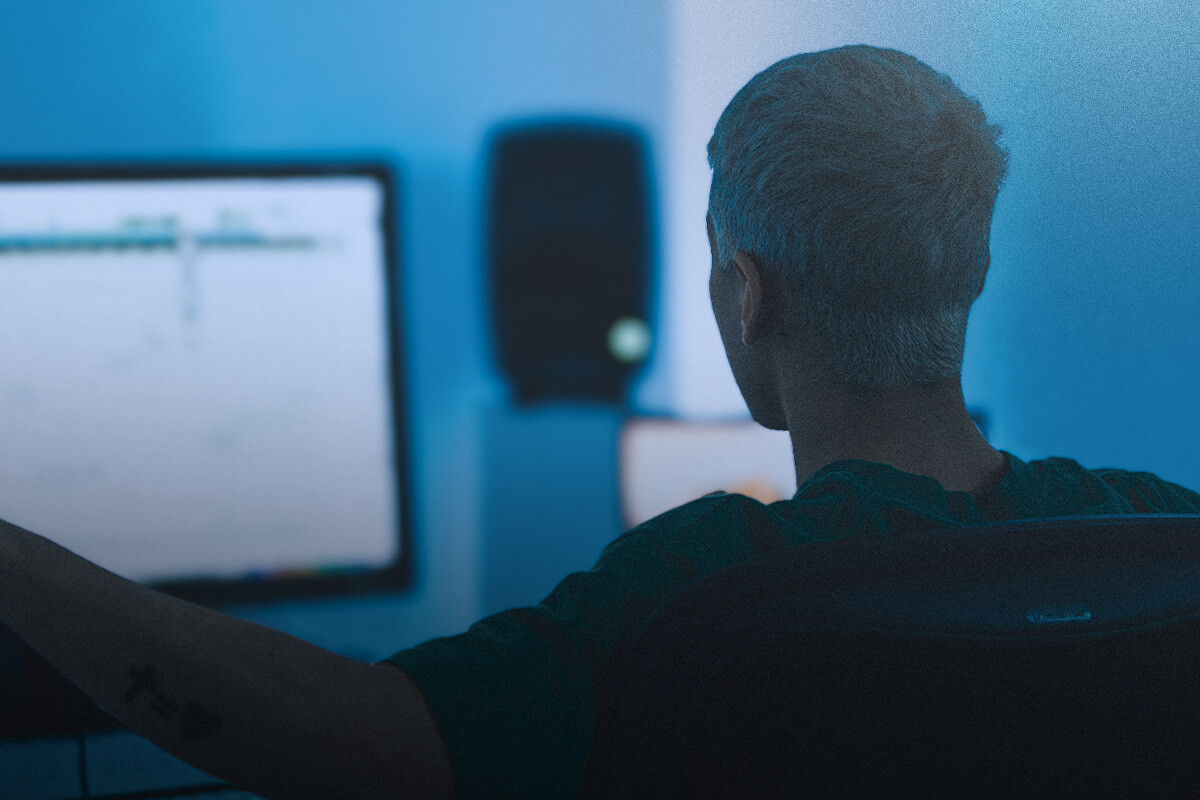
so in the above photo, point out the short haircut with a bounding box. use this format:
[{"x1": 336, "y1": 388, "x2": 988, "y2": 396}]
[{"x1": 707, "y1": 44, "x2": 1009, "y2": 387}]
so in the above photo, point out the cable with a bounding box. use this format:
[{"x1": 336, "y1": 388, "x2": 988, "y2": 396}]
[
  {"x1": 77, "y1": 728, "x2": 91, "y2": 798},
  {"x1": 77, "y1": 694, "x2": 91, "y2": 798}
]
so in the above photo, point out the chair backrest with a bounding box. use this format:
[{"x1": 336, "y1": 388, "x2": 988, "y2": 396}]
[{"x1": 580, "y1": 514, "x2": 1200, "y2": 800}]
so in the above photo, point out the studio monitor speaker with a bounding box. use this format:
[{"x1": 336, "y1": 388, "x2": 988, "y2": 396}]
[{"x1": 487, "y1": 119, "x2": 653, "y2": 405}]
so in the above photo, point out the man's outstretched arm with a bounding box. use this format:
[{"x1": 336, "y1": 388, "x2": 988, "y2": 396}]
[{"x1": 0, "y1": 517, "x2": 454, "y2": 800}]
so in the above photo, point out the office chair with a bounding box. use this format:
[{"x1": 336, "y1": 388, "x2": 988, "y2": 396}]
[{"x1": 580, "y1": 514, "x2": 1200, "y2": 799}]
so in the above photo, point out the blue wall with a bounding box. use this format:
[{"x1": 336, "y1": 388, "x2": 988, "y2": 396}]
[{"x1": 965, "y1": 0, "x2": 1200, "y2": 488}]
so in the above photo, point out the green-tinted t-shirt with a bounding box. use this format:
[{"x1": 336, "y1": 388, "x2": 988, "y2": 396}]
[{"x1": 384, "y1": 451, "x2": 1200, "y2": 799}]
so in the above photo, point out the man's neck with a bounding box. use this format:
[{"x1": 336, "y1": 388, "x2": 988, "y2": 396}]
[{"x1": 784, "y1": 378, "x2": 1007, "y2": 495}]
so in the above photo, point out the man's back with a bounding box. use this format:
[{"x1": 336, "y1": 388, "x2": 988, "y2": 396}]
[{"x1": 383, "y1": 452, "x2": 1200, "y2": 797}]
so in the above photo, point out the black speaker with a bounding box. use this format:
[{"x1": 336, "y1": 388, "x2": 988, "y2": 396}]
[{"x1": 487, "y1": 119, "x2": 653, "y2": 405}]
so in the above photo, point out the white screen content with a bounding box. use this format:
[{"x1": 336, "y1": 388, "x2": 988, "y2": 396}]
[
  {"x1": 620, "y1": 418, "x2": 795, "y2": 528},
  {"x1": 0, "y1": 175, "x2": 399, "y2": 584}
]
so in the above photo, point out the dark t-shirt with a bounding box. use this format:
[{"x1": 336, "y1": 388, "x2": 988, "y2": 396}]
[{"x1": 384, "y1": 451, "x2": 1200, "y2": 798}]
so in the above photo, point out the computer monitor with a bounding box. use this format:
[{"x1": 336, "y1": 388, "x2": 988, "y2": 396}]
[
  {"x1": 620, "y1": 418, "x2": 796, "y2": 528},
  {"x1": 0, "y1": 161, "x2": 410, "y2": 606}
]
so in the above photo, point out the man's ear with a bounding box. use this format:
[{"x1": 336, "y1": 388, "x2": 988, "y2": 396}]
[
  {"x1": 731, "y1": 251, "x2": 766, "y2": 345},
  {"x1": 977, "y1": 251, "x2": 990, "y2": 299}
]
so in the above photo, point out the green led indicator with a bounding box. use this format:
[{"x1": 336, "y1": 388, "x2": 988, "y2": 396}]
[{"x1": 607, "y1": 316, "x2": 651, "y2": 364}]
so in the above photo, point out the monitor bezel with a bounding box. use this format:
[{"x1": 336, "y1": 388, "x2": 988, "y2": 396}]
[{"x1": 0, "y1": 158, "x2": 414, "y2": 608}]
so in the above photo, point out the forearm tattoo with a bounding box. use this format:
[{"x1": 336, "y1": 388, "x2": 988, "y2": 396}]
[{"x1": 124, "y1": 665, "x2": 224, "y2": 742}]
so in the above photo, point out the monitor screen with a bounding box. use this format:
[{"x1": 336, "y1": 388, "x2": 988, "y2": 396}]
[
  {"x1": 0, "y1": 162, "x2": 409, "y2": 605},
  {"x1": 620, "y1": 417, "x2": 796, "y2": 529}
]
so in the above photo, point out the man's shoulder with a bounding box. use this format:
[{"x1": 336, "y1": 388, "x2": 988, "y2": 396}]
[
  {"x1": 597, "y1": 491, "x2": 812, "y2": 571},
  {"x1": 1024, "y1": 455, "x2": 1200, "y2": 514},
  {"x1": 1091, "y1": 465, "x2": 1200, "y2": 513}
]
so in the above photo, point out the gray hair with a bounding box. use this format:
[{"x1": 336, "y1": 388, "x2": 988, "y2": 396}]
[{"x1": 707, "y1": 45, "x2": 1009, "y2": 388}]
